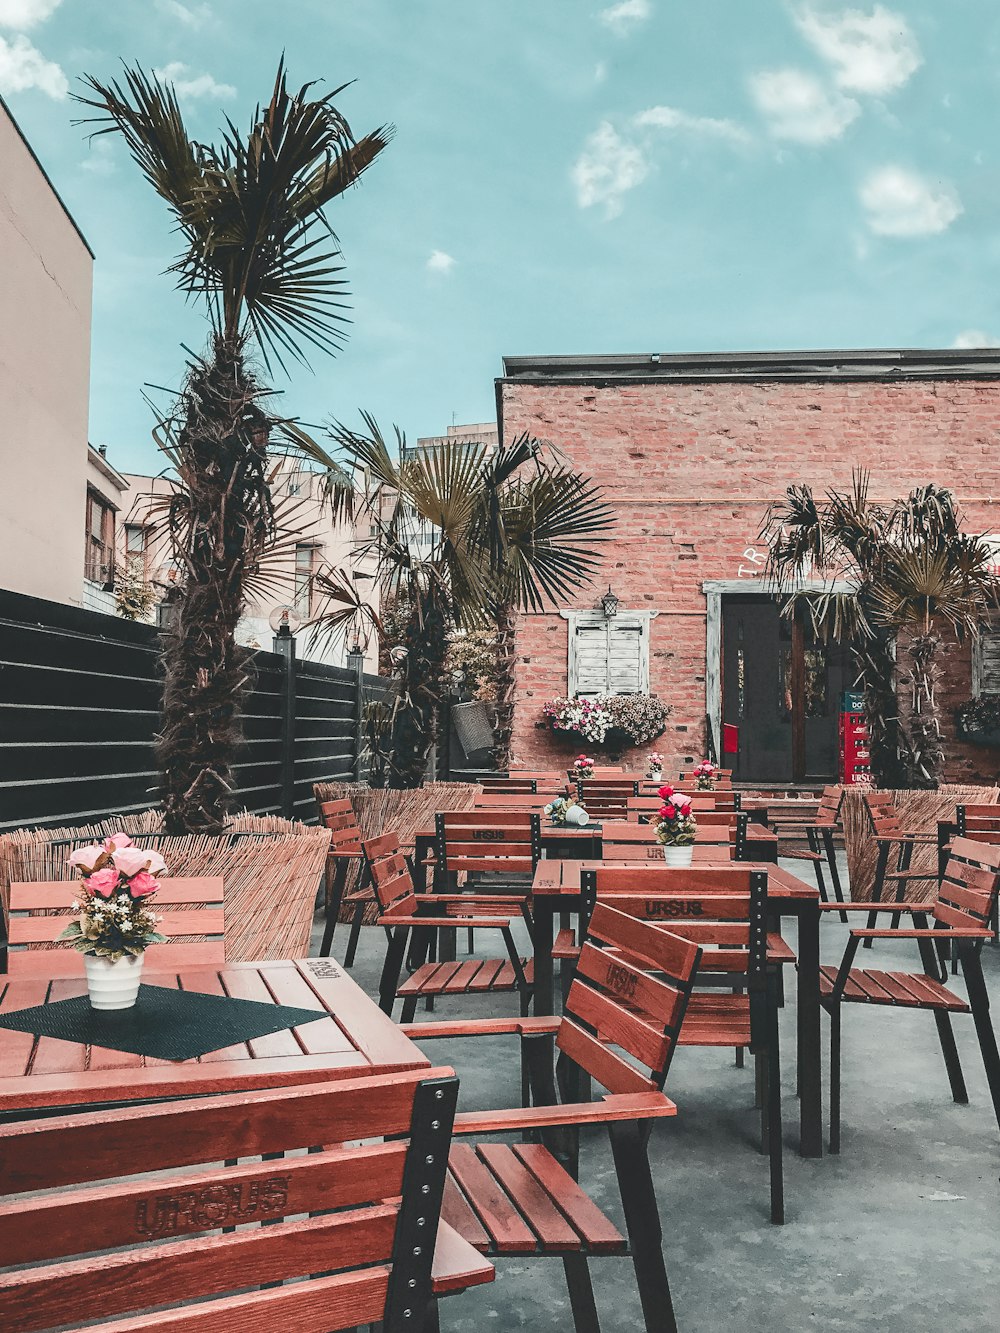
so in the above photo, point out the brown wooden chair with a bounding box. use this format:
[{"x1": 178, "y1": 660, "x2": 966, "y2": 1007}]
[
  {"x1": 576, "y1": 778, "x2": 640, "y2": 821},
  {"x1": 579, "y1": 864, "x2": 784, "y2": 1224},
  {"x1": 474, "y1": 791, "x2": 550, "y2": 810},
  {"x1": 0, "y1": 1065, "x2": 493, "y2": 1333},
  {"x1": 365, "y1": 832, "x2": 535, "y2": 1023},
  {"x1": 954, "y1": 805, "x2": 1000, "y2": 941},
  {"x1": 627, "y1": 793, "x2": 741, "y2": 820},
  {"x1": 820, "y1": 836, "x2": 1000, "y2": 1154},
  {"x1": 405, "y1": 902, "x2": 702, "y2": 1333},
  {"x1": 6, "y1": 878, "x2": 224, "y2": 975},
  {"x1": 786, "y1": 785, "x2": 847, "y2": 920},
  {"x1": 479, "y1": 776, "x2": 539, "y2": 794},
  {"x1": 433, "y1": 810, "x2": 542, "y2": 893},
  {"x1": 862, "y1": 792, "x2": 939, "y2": 945},
  {"x1": 315, "y1": 797, "x2": 367, "y2": 963}
]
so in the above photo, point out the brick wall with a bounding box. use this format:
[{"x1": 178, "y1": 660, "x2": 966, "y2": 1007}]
[{"x1": 501, "y1": 375, "x2": 1000, "y2": 782}]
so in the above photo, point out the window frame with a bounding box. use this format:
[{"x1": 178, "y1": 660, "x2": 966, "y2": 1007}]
[{"x1": 560, "y1": 608, "x2": 657, "y2": 697}]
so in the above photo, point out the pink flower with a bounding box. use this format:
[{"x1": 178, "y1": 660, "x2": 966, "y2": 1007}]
[
  {"x1": 103, "y1": 832, "x2": 134, "y2": 852},
  {"x1": 111, "y1": 846, "x2": 157, "y2": 878},
  {"x1": 85, "y1": 867, "x2": 121, "y2": 898},
  {"x1": 68, "y1": 844, "x2": 107, "y2": 874},
  {"x1": 128, "y1": 871, "x2": 160, "y2": 898}
]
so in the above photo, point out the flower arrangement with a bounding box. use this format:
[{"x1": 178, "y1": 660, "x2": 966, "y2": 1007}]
[
  {"x1": 570, "y1": 754, "x2": 595, "y2": 781},
  {"x1": 60, "y1": 834, "x2": 168, "y2": 962},
  {"x1": 543, "y1": 796, "x2": 589, "y2": 827},
  {"x1": 541, "y1": 694, "x2": 670, "y2": 749},
  {"x1": 693, "y1": 759, "x2": 718, "y2": 790},
  {"x1": 647, "y1": 751, "x2": 664, "y2": 778},
  {"x1": 653, "y1": 784, "x2": 697, "y2": 846}
]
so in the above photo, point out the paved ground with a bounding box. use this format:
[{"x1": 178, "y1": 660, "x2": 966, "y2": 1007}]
[{"x1": 315, "y1": 856, "x2": 1000, "y2": 1332}]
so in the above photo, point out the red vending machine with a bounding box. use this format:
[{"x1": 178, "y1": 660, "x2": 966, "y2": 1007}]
[{"x1": 839, "y1": 690, "x2": 871, "y2": 786}]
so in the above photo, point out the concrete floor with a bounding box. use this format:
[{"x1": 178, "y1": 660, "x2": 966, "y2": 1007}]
[{"x1": 315, "y1": 857, "x2": 1000, "y2": 1332}]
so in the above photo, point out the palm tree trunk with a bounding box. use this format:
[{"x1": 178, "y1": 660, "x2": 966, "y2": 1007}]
[
  {"x1": 492, "y1": 602, "x2": 517, "y2": 771},
  {"x1": 898, "y1": 631, "x2": 944, "y2": 789},
  {"x1": 388, "y1": 589, "x2": 450, "y2": 788},
  {"x1": 855, "y1": 636, "x2": 908, "y2": 788},
  {"x1": 157, "y1": 338, "x2": 273, "y2": 834}
]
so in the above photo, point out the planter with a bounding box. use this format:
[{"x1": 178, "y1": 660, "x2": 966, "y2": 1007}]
[
  {"x1": 662, "y1": 844, "x2": 693, "y2": 867},
  {"x1": 84, "y1": 953, "x2": 144, "y2": 1010}
]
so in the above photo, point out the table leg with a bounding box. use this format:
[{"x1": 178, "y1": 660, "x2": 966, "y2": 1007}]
[
  {"x1": 795, "y1": 900, "x2": 823, "y2": 1157},
  {"x1": 534, "y1": 900, "x2": 556, "y2": 1017}
]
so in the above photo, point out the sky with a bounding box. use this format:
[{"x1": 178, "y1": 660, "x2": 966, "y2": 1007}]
[{"x1": 3, "y1": 0, "x2": 1000, "y2": 475}]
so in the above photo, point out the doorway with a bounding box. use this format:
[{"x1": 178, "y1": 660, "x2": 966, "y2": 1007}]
[{"x1": 721, "y1": 595, "x2": 851, "y2": 783}]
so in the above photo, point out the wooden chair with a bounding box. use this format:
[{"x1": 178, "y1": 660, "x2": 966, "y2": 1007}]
[
  {"x1": 474, "y1": 792, "x2": 550, "y2": 811},
  {"x1": 576, "y1": 779, "x2": 640, "y2": 821},
  {"x1": 0, "y1": 1065, "x2": 493, "y2": 1333},
  {"x1": 478, "y1": 776, "x2": 539, "y2": 794},
  {"x1": 6, "y1": 878, "x2": 224, "y2": 975},
  {"x1": 784, "y1": 785, "x2": 847, "y2": 920},
  {"x1": 862, "y1": 792, "x2": 939, "y2": 945},
  {"x1": 365, "y1": 832, "x2": 534, "y2": 1022},
  {"x1": 405, "y1": 902, "x2": 702, "y2": 1332},
  {"x1": 579, "y1": 864, "x2": 784, "y2": 1223},
  {"x1": 315, "y1": 797, "x2": 367, "y2": 963},
  {"x1": 819, "y1": 836, "x2": 1000, "y2": 1154},
  {"x1": 954, "y1": 805, "x2": 1000, "y2": 941},
  {"x1": 627, "y1": 793, "x2": 741, "y2": 820}
]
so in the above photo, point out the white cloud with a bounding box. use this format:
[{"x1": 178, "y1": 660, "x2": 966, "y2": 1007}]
[
  {"x1": 426, "y1": 250, "x2": 456, "y2": 274},
  {"x1": 153, "y1": 61, "x2": 235, "y2": 101},
  {"x1": 80, "y1": 139, "x2": 117, "y2": 176},
  {"x1": 749, "y1": 68, "x2": 859, "y2": 143},
  {"x1": 794, "y1": 4, "x2": 921, "y2": 96},
  {"x1": 599, "y1": 0, "x2": 651, "y2": 35},
  {"x1": 635, "y1": 104, "x2": 750, "y2": 144},
  {"x1": 860, "y1": 165, "x2": 961, "y2": 236},
  {"x1": 0, "y1": 0, "x2": 62, "y2": 30},
  {"x1": 155, "y1": 0, "x2": 210, "y2": 27},
  {"x1": 0, "y1": 33, "x2": 65, "y2": 97},
  {"x1": 594, "y1": 60, "x2": 607, "y2": 84},
  {"x1": 572, "y1": 121, "x2": 649, "y2": 218},
  {"x1": 952, "y1": 330, "x2": 1000, "y2": 349}
]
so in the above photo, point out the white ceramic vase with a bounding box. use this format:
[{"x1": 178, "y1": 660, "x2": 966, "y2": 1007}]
[
  {"x1": 662, "y1": 844, "x2": 693, "y2": 867},
  {"x1": 84, "y1": 953, "x2": 144, "y2": 1010}
]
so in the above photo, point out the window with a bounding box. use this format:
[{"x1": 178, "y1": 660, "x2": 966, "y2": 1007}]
[
  {"x1": 124, "y1": 524, "x2": 147, "y2": 578},
  {"x1": 294, "y1": 543, "x2": 319, "y2": 615},
  {"x1": 85, "y1": 490, "x2": 116, "y2": 588},
  {"x1": 563, "y1": 609, "x2": 656, "y2": 697},
  {"x1": 973, "y1": 622, "x2": 1000, "y2": 696}
]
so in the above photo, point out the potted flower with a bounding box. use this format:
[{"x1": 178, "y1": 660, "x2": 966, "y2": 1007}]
[
  {"x1": 61, "y1": 834, "x2": 168, "y2": 1009},
  {"x1": 653, "y1": 785, "x2": 697, "y2": 866},
  {"x1": 570, "y1": 754, "x2": 595, "y2": 782},
  {"x1": 647, "y1": 751, "x2": 664, "y2": 779},
  {"x1": 693, "y1": 759, "x2": 718, "y2": 790},
  {"x1": 543, "y1": 795, "x2": 590, "y2": 827}
]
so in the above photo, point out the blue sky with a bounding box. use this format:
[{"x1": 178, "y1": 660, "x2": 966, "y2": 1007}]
[{"x1": 3, "y1": 0, "x2": 1000, "y2": 474}]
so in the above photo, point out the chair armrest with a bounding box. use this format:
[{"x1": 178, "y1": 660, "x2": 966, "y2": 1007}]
[
  {"x1": 384, "y1": 914, "x2": 513, "y2": 929},
  {"x1": 849, "y1": 928, "x2": 993, "y2": 939},
  {"x1": 819, "y1": 902, "x2": 928, "y2": 912},
  {"x1": 875, "y1": 834, "x2": 937, "y2": 844},
  {"x1": 452, "y1": 1091, "x2": 677, "y2": 1135},
  {"x1": 412, "y1": 894, "x2": 528, "y2": 909},
  {"x1": 399, "y1": 1017, "x2": 561, "y2": 1040},
  {"x1": 432, "y1": 1220, "x2": 495, "y2": 1296}
]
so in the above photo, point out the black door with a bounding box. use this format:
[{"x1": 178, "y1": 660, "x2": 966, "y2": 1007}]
[{"x1": 722, "y1": 596, "x2": 850, "y2": 783}]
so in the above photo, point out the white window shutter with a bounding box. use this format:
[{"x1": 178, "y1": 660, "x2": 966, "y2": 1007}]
[
  {"x1": 563, "y1": 609, "x2": 655, "y2": 696},
  {"x1": 974, "y1": 624, "x2": 1000, "y2": 696}
]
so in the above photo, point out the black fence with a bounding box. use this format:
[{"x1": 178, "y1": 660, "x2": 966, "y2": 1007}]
[{"x1": 0, "y1": 588, "x2": 386, "y2": 832}]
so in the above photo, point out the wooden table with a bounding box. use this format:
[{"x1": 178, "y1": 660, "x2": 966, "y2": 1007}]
[
  {"x1": 531, "y1": 858, "x2": 824, "y2": 1158},
  {"x1": 0, "y1": 957, "x2": 430, "y2": 1119}
]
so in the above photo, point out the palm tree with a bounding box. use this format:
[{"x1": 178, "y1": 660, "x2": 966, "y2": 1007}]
[
  {"x1": 74, "y1": 63, "x2": 391, "y2": 832},
  {"x1": 311, "y1": 424, "x2": 614, "y2": 785},
  {"x1": 763, "y1": 475, "x2": 997, "y2": 788}
]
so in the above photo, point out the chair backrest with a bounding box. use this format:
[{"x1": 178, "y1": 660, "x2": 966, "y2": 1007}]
[
  {"x1": 677, "y1": 769, "x2": 733, "y2": 782},
  {"x1": 316, "y1": 798, "x2": 363, "y2": 858},
  {"x1": 0, "y1": 1066, "x2": 459, "y2": 1333},
  {"x1": 576, "y1": 779, "x2": 640, "y2": 820},
  {"x1": 694, "y1": 812, "x2": 749, "y2": 859},
  {"x1": 812, "y1": 785, "x2": 844, "y2": 828},
  {"x1": 434, "y1": 811, "x2": 541, "y2": 878},
  {"x1": 558, "y1": 902, "x2": 701, "y2": 1094},
  {"x1": 474, "y1": 792, "x2": 548, "y2": 810},
  {"x1": 479, "y1": 777, "x2": 537, "y2": 794},
  {"x1": 956, "y1": 804, "x2": 1000, "y2": 840},
  {"x1": 363, "y1": 833, "x2": 418, "y2": 918},
  {"x1": 934, "y1": 836, "x2": 1000, "y2": 936},
  {"x1": 627, "y1": 794, "x2": 740, "y2": 820},
  {"x1": 863, "y1": 792, "x2": 906, "y2": 839},
  {"x1": 6, "y1": 878, "x2": 225, "y2": 976}
]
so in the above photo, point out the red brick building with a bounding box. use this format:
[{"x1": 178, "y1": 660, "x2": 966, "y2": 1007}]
[{"x1": 496, "y1": 349, "x2": 1000, "y2": 786}]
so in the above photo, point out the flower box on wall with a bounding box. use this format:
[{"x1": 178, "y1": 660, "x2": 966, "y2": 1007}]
[{"x1": 540, "y1": 693, "x2": 670, "y2": 757}]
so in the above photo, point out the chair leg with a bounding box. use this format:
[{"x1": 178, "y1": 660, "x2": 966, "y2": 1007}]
[
  {"x1": 960, "y1": 948, "x2": 1000, "y2": 1133},
  {"x1": 400, "y1": 995, "x2": 419, "y2": 1024},
  {"x1": 823, "y1": 828, "x2": 847, "y2": 920},
  {"x1": 931, "y1": 1010, "x2": 968, "y2": 1104},
  {"x1": 864, "y1": 842, "x2": 892, "y2": 948},
  {"x1": 766, "y1": 994, "x2": 784, "y2": 1225},
  {"x1": 320, "y1": 859, "x2": 349, "y2": 957},
  {"x1": 829, "y1": 1004, "x2": 841, "y2": 1155},
  {"x1": 807, "y1": 831, "x2": 829, "y2": 905},
  {"x1": 562, "y1": 1254, "x2": 602, "y2": 1333},
  {"x1": 343, "y1": 901, "x2": 366, "y2": 969},
  {"x1": 608, "y1": 1122, "x2": 678, "y2": 1333}
]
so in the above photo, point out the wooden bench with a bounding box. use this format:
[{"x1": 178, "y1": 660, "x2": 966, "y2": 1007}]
[
  {"x1": 6, "y1": 878, "x2": 224, "y2": 975},
  {"x1": 820, "y1": 835, "x2": 1000, "y2": 1154},
  {"x1": 0, "y1": 1065, "x2": 489, "y2": 1332}
]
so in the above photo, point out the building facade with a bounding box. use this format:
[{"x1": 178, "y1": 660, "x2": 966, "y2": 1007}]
[
  {"x1": 498, "y1": 349, "x2": 1000, "y2": 785},
  {"x1": 0, "y1": 97, "x2": 93, "y2": 606}
]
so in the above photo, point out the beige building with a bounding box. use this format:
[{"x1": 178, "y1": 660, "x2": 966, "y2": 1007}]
[
  {"x1": 83, "y1": 444, "x2": 130, "y2": 615},
  {"x1": 0, "y1": 96, "x2": 94, "y2": 606},
  {"x1": 123, "y1": 455, "x2": 380, "y2": 669}
]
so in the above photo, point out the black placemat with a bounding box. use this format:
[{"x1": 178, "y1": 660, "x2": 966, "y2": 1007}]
[{"x1": 0, "y1": 984, "x2": 328, "y2": 1061}]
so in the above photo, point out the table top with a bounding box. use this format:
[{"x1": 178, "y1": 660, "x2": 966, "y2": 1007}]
[
  {"x1": 532, "y1": 859, "x2": 818, "y2": 903},
  {"x1": 0, "y1": 957, "x2": 430, "y2": 1118}
]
